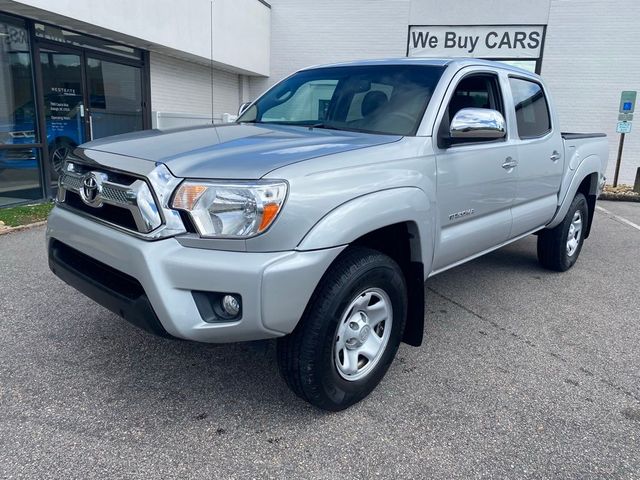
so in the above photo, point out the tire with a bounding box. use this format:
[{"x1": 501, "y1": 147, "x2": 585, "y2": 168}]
[
  {"x1": 49, "y1": 140, "x2": 75, "y2": 178},
  {"x1": 537, "y1": 193, "x2": 589, "y2": 272},
  {"x1": 277, "y1": 246, "x2": 407, "y2": 411}
]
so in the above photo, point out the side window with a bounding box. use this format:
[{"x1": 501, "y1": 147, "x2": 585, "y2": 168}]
[
  {"x1": 509, "y1": 78, "x2": 551, "y2": 138},
  {"x1": 448, "y1": 74, "x2": 504, "y2": 122}
]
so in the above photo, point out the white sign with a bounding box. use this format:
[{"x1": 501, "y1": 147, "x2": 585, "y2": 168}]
[
  {"x1": 408, "y1": 25, "x2": 544, "y2": 59},
  {"x1": 616, "y1": 121, "x2": 632, "y2": 134}
]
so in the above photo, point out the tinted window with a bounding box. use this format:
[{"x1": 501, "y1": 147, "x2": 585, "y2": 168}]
[
  {"x1": 509, "y1": 78, "x2": 551, "y2": 138},
  {"x1": 238, "y1": 65, "x2": 445, "y2": 136},
  {"x1": 448, "y1": 74, "x2": 503, "y2": 122},
  {"x1": 0, "y1": 14, "x2": 37, "y2": 144}
]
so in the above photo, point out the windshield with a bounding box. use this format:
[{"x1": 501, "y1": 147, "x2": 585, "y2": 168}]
[{"x1": 237, "y1": 64, "x2": 445, "y2": 136}]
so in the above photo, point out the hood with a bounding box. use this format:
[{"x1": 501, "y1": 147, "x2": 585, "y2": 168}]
[{"x1": 81, "y1": 123, "x2": 401, "y2": 179}]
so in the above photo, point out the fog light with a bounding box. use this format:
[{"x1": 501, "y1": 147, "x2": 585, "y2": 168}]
[{"x1": 221, "y1": 295, "x2": 241, "y2": 317}]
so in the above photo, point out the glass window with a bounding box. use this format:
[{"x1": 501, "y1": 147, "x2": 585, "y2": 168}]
[
  {"x1": 448, "y1": 75, "x2": 504, "y2": 122},
  {"x1": 345, "y1": 82, "x2": 394, "y2": 122},
  {"x1": 509, "y1": 77, "x2": 551, "y2": 138},
  {"x1": 0, "y1": 147, "x2": 43, "y2": 206},
  {"x1": 498, "y1": 60, "x2": 537, "y2": 73},
  {"x1": 261, "y1": 80, "x2": 338, "y2": 123},
  {"x1": 239, "y1": 65, "x2": 445, "y2": 136},
  {"x1": 39, "y1": 49, "x2": 85, "y2": 183},
  {"x1": 86, "y1": 58, "x2": 144, "y2": 139},
  {"x1": 1, "y1": 15, "x2": 43, "y2": 206},
  {"x1": 0, "y1": 15, "x2": 37, "y2": 146}
]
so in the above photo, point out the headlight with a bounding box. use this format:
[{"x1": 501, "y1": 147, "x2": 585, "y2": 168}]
[{"x1": 171, "y1": 180, "x2": 287, "y2": 238}]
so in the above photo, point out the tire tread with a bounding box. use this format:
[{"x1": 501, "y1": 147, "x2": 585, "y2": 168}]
[{"x1": 277, "y1": 247, "x2": 404, "y2": 410}]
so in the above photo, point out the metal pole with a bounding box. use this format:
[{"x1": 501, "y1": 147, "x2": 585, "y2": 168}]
[{"x1": 613, "y1": 132, "x2": 625, "y2": 187}]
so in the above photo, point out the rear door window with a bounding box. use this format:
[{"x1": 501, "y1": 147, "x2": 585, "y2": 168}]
[{"x1": 509, "y1": 78, "x2": 551, "y2": 138}]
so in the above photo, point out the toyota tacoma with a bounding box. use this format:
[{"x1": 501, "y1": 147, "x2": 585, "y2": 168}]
[{"x1": 47, "y1": 59, "x2": 608, "y2": 410}]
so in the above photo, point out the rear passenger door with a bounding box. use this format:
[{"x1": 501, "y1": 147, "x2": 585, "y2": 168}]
[
  {"x1": 432, "y1": 68, "x2": 519, "y2": 272},
  {"x1": 507, "y1": 77, "x2": 564, "y2": 236}
]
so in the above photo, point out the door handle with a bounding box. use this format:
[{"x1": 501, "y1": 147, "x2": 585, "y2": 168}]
[
  {"x1": 88, "y1": 112, "x2": 94, "y2": 140},
  {"x1": 550, "y1": 151, "x2": 561, "y2": 162},
  {"x1": 502, "y1": 157, "x2": 518, "y2": 169}
]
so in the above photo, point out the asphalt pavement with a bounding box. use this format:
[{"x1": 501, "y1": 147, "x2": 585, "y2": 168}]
[{"x1": 1, "y1": 200, "x2": 639, "y2": 479}]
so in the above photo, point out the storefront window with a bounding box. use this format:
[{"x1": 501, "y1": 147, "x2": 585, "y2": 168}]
[
  {"x1": 0, "y1": 15, "x2": 37, "y2": 144},
  {"x1": 0, "y1": 15, "x2": 149, "y2": 208},
  {"x1": 0, "y1": 14, "x2": 43, "y2": 206},
  {"x1": 0, "y1": 148, "x2": 43, "y2": 206}
]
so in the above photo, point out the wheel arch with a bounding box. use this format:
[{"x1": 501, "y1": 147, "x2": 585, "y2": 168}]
[
  {"x1": 548, "y1": 155, "x2": 601, "y2": 237},
  {"x1": 297, "y1": 188, "x2": 434, "y2": 347},
  {"x1": 349, "y1": 222, "x2": 426, "y2": 347}
]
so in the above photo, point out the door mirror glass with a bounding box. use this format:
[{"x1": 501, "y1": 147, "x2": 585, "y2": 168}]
[
  {"x1": 449, "y1": 108, "x2": 506, "y2": 142},
  {"x1": 238, "y1": 101, "x2": 252, "y2": 116}
]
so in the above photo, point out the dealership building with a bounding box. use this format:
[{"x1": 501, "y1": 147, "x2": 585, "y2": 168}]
[{"x1": 0, "y1": 0, "x2": 638, "y2": 207}]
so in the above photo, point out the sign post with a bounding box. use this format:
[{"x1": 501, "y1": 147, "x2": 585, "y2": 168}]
[{"x1": 613, "y1": 91, "x2": 636, "y2": 187}]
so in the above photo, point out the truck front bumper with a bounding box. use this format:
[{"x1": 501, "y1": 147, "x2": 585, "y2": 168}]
[{"x1": 47, "y1": 207, "x2": 344, "y2": 343}]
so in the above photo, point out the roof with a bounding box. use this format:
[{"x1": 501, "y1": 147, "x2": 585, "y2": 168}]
[{"x1": 299, "y1": 57, "x2": 537, "y2": 77}]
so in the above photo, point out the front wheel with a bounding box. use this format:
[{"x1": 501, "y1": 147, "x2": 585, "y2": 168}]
[
  {"x1": 277, "y1": 247, "x2": 407, "y2": 411},
  {"x1": 49, "y1": 140, "x2": 75, "y2": 178},
  {"x1": 537, "y1": 193, "x2": 589, "y2": 272}
]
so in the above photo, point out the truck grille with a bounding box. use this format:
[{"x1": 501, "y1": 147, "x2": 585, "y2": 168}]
[{"x1": 57, "y1": 161, "x2": 162, "y2": 234}]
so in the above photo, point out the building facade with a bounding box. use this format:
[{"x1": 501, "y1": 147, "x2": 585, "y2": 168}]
[{"x1": 0, "y1": 0, "x2": 637, "y2": 207}]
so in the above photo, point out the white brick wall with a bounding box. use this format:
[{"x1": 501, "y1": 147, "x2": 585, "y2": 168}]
[
  {"x1": 249, "y1": 0, "x2": 411, "y2": 99},
  {"x1": 150, "y1": 52, "x2": 240, "y2": 124},
  {"x1": 543, "y1": 0, "x2": 640, "y2": 185}
]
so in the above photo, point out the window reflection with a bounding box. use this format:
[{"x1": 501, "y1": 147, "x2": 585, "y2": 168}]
[
  {"x1": 0, "y1": 147, "x2": 42, "y2": 206},
  {"x1": 1, "y1": 15, "x2": 43, "y2": 206},
  {"x1": 0, "y1": 16, "x2": 37, "y2": 145}
]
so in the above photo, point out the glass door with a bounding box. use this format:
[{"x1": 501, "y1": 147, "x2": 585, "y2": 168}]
[
  {"x1": 36, "y1": 41, "x2": 146, "y2": 188},
  {"x1": 86, "y1": 57, "x2": 144, "y2": 139},
  {"x1": 38, "y1": 46, "x2": 87, "y2": 183}
]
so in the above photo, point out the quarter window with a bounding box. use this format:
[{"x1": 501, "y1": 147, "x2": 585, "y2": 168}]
[{"x1": 509, "y1": 78, "x2": 551, "y2": 138}]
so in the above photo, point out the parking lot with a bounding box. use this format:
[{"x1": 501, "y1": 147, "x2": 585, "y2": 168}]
[{"x1": 1, "y1": 200, "x2": 639, "y2": 479}]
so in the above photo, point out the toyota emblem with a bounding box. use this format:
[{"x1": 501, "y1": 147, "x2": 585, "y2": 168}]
[{"x1": 80, "y1": 172, "x2": 104, "y2": 207}]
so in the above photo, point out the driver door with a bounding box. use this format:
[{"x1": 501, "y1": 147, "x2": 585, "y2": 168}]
[{"x1": 431, "y1": 69, "x2": 519, "y2": 272}]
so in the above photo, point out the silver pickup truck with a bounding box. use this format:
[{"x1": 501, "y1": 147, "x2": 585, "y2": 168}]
[{"x1": 47, "y1": 58, "x2": 608, "y2": 410}]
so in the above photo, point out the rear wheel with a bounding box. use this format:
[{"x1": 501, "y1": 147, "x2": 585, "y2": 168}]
[
  {"x1": 537, "y1": 193, "x2": 588, "y2": 272},
  {"x1": 277, "y1": 247, "x2": 407, "y2": 411}
]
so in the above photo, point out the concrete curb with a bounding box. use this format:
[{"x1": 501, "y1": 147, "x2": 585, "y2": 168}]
[
  {"x1": 0, "y1": 220, "x2": 47, "y2": 236},
  {"x1": 599, "y1": 193, "x2": 640, "y2": 203}
]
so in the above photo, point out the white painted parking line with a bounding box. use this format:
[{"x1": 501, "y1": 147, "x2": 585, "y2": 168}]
[{"x1": 596, "y1": 205, "x2": 640, "y2": 232}]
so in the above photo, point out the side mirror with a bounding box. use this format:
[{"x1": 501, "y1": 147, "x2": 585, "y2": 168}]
[
  {"x1": 448, "y1": 108, "x2": 506, "y2": 143},
  {"x1": 238, "y1": 101, "x2": 252, "y2": 116}
]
